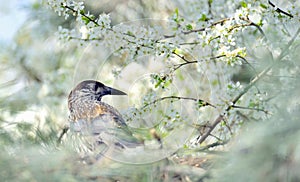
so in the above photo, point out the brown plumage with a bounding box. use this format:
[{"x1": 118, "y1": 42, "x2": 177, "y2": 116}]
[{"x1": 68, "y1": 80, "x2": 142, "y2": 150}]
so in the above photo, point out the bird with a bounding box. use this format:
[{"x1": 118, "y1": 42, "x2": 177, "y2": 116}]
[{"x1": 67, "y1": 80, "x2": 143, "y2": 155}]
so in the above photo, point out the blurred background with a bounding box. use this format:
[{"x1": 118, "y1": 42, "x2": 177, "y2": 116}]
[{"x1": 1, "y1": 0, "x2": 300, "y2": 181}]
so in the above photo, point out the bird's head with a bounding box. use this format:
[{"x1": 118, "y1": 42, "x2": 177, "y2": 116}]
[{"x1": 69, "y1": 80, "x2": 127, "y2": 102}]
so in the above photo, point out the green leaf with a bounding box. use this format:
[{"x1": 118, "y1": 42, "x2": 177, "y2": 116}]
[
  {"x1": 221, "y1": 121, "x2": 226, "y2": 126},
  {"x1": 260, "y1": 3, "x2": 267, "y2": 9},
  {"x1": 155, "y1": 80, "x2": 162, "y2": 88},
  {"x1": 198, "y1": 100, "x2": 206, "y2": 107},
  {"x1": 175, "y1": 8, "x2": 179, "y2": 17},
  {"x1": 173, "y1": 8, "x2": 179, "y2": 23},
  {"x1": 127, "y1": 31, "x2": 134, "y2": 36},
  {"x1": 186, "y1": 24, "x2": 193, "y2": 30},
  {"x1": 173, "y1": 48, "x2": 182, "y2": 54},
  {"x1": 240, "y1": 1, "x2": 247, "y2": 8},
  {"x1": 199, "y1": 14, "x2": 208, "y2": 22},
  {"x1": 257, "y1": 19, "x2": 263, "y2": 26},
  {"x1": 81, "y1": 16, "x2": 90, "y2": 25}
]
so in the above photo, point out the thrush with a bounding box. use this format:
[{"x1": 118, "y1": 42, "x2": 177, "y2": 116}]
[{"x1": 68, "y1": 80, "x2": 143, "y2": 152}]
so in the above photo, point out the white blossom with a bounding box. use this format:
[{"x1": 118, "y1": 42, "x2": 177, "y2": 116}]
[
  {"x1": 97, "y1": 13, "x2": 111, "y2": 30},
  {"x1": 79, "y1": 26, "x2": 89, "y2": 39}
]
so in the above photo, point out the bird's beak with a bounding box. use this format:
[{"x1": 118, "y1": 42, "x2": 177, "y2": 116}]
[{"x1": 105, "y1": 86, "x2": 127, "y2": 95}]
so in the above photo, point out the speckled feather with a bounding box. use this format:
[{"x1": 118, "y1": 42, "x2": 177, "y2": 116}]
[{"x1": 68, "y1": 97, "x2": 126, "y2": 127}]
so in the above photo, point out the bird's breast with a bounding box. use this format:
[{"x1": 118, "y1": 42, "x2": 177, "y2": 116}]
[
  {"x1": 70, "y1": 100, "x2": 105, "y2": 120},
  {"x1": 69, "y1": 99, "x2": 126, "y2": 132}
]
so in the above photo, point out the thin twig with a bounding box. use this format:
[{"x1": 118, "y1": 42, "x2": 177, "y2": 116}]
[
  {"x1": 236, "y1": 110, "x2": 250, "y2": 121},
  {"x1": 172, "y1": 61, "x2": 198, "y2": 72},
  {"x1": 208, "y1": 0, "x2": 213, "y2": 17},
  {"x1": 183, "y1": 18, "x2": 231, "y2": 35},
  {"x1": 268, "y1": 0, "x2": 294, "y2": 18},
  {"x1": 172, "y1": 55, "x2": 225, "y2": 72},
  {"x1": 163, "y1": 18, "x2": 230, "y2": 38},
  {"x1": 236, "y1": 55, "x2": 259, "y2": 78},
  {"x1": 221, "y1": 117, "x2": 233, "y2": 135},
  {"x1": 197, "y1": 114, "x2": 224, "y2": 144},
  {"x1": 165, "y1": 16, "x2": 260, "y2": 39},
  {"x1": 63, "y1": 4, "x2": 100, "y2": 26},
  {"x1": 179, "y1": 41, "x2": 200, "y2": 46},
  {"x1": 208, "y1": 133, "x2": 223, "y2": 141},
  {"x1": 232, "y1": 105, "x2": 269, "y2": 114},
  {"x1": 196, "y1": 139, "x2": 229, "y2": 151},
  {"x1": 172, "y1": 51, "x2": 192, "y2": 63},
  {"x1": 69, "y1": 37, "x2": 103, "y2": 41},
  {"x1": 141, "y1": 96, "x2": 215, "y2": 110},
  {"x1": 228, "y1": 22, "x2": 252, "y2": 32},
  {"x1": 239, "y1": 17, "x2": 266, "y2": 37}
]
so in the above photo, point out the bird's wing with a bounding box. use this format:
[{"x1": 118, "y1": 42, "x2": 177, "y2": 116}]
[{"x1": 69, "y1": 101, "x2": 143, "y2": 148}]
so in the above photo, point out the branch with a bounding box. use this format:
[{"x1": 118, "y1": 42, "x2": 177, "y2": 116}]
[
  {"x1": 63, "y1": 4, "x2": 100, "y2": 26},
  {"x1": 179, "y1": 41, "x2": 200, "y2": 46},
  {"x1": 172, "y1": 51, "x2": 192, "y2": 63},
  {"x1": 196, "y1": 114, "x2": 224, "y2": 144},
  {"x1": 236, "y1": 55, "x2": 259, "y2": 78},
  {"x1": 228, "y1": 22, "x2": 252, "y2": 32},
  {"x1": 165, "y1": 16, "x2": 262, "y2": 39},
  {"x1": 183, "y1": 18, "x2": 231, "y2": 35},
  {"x1": 208, "y1": 0, "x2": 213, "y2": 17},
  {"x1": 268, "y1": 1, "x2": 294, "y2": 18},
  {"x1": 141, "y1": 96, "x2": 216, "y2": 110},
  {"x1": 172, "y1": 61, "x2": 197, "y2": 72},
  {"x1": 239, "y1": 17, "x2": 266, "y2": 37},
  {"x1": 208, "y1": 133, "x2": 223, "y2": 141},
  {"x1": 222, "y1": 117, "x2": 233, "y2": 135},
  {"x1": 69, "y1": 37, "x2": 103, "y2": 41},
  {"x1": 172, "y1": 55, "x2": 225, "y2": 72},
  {"x1": 164, "y1": 18, "x2": 230, "y2": 38},
  {"x1": 231, "y1": 105, "x2": 270, "y2": 114},
  {"x1": 196, "y1": 139, "x2": 229, "y2": 151}
]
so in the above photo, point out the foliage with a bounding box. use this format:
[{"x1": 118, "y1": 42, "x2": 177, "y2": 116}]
[{"x1": 0, "y1": 0, "x2": 299, "y2": 181}]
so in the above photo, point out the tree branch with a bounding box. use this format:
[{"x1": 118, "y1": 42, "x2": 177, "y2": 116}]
[
  {"x1": 63, "y1": 4, "x2": 100, "y2": 26},
  {"x1": 239, "y1": 17, "x2": 266, "y2": 37},
  {"x1": 232, "y1": 105, "x2": 270, "y2": 114},
  {"x1": 268, "y1": 1, "x2": 294, "y2": 18},
  {"x1": 164, "y1": 18, "x2": 230, "y2": 38},
  {"x1": 236, "y1": 55, "x2": 259, "y2": 78},
  {"x1": 141, "y1": 96, "x2": 216, "y2": 110},
  {"x1": 172, "y1": 51, "x2": 192, "y2": 63},
  {"x1": 196, "y1": 139, "x2": 229, "y2": 151},
  {"x1": 172, "y1": 55, "x2": 225, "y2": 72}
]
